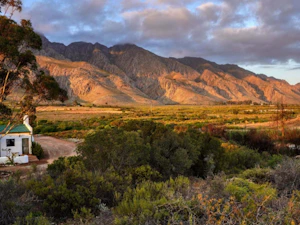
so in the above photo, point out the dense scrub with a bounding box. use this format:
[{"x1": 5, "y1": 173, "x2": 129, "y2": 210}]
[{"x1": 1, "y1": 120, "x2": 299, "y2": 224}]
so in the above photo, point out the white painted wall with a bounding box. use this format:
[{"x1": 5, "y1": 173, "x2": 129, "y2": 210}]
[
  {"x1": 0, "y1": 155, "x2": 29, "y2": 164},
  {"x1": 0, "y1": 134, "x2": 32, "y2": 157}
]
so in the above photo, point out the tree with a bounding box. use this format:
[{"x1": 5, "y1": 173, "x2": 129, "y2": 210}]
[
  {"x1": 77, "y1": 128, "x2": 150, "y2": 173},
  {"x1": 0, "y1": 0, "x2": 22, "y2": 17},
  {"x1": 273, "y1": 100, "x2": 294, "y2": 138},
  {"x1": 0, "y1": 0, "x2": 67, "y2": 128}
]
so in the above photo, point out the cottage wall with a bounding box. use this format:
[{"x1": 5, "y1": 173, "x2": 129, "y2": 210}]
[{"x1": 0, "y1": 133, "x2": 32, "y2": 157}]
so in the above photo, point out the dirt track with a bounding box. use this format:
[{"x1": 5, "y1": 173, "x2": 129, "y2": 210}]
[{"x1": 34, "y1": 136, "x2": 77, "y2": 164}]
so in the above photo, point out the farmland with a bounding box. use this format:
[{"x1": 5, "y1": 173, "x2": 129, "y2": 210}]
[{"x1": 35, "y1": 104, "x2": 300, "y2": 138}]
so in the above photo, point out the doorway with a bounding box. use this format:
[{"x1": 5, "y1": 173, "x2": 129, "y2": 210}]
[{"x1": 22, "y1": 138, "x2": 29, "y2": 154}]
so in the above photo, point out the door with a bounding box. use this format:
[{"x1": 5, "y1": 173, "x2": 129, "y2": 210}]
[{"x1": 22, "y1": 138, "x2": 29, "y2": 154}]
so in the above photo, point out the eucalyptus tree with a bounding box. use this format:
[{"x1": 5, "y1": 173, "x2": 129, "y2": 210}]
[{"x1": 0, "y1": 0, "x2": 67, "y2": 128}]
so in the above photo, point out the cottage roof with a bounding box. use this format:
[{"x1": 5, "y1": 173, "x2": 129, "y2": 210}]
[{"x1": 0, "y1": 124, "x2": 31, "y2": 134}]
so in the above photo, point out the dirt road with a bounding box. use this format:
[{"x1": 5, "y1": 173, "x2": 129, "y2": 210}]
[{"x1": 34, "y1": 136, "x2": 77, "y2": 164}]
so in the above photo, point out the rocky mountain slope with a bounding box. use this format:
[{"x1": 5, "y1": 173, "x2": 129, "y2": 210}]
[{"x1": 35, "y1": 36, "x2": 300, "y2": 105}]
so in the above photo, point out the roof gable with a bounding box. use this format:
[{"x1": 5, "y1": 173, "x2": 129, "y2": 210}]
[{"x1": 0, "y1": 124, "x2": 31, "y2": 134}]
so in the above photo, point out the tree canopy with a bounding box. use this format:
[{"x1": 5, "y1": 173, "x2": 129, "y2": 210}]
[{"x1": 0, "y1": 0, "x2": 67, "y2": 126}]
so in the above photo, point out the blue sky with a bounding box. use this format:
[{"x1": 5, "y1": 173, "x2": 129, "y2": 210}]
[{"x1": 14, "y1": 0, "x2": 300, "y2": 84}]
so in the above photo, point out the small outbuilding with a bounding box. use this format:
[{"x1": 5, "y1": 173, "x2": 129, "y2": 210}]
[{"x1": 0, "y1": 116, "x2": 33, "y2": 161}]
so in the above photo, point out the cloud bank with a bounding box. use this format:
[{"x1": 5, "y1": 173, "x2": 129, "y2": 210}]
[{"x1": 14, "y1": 0, "x2": 300, "y2": 83}]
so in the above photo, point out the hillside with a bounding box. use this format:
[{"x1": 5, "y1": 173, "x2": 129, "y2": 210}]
[{"x1": 35, "y1": 36, "x2": 300, "y2": 105}]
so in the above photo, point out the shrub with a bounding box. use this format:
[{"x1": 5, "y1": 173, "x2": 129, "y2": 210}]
[
  {"x1": 225, "y1": 178, "x2": 277, "y2": 219},
  {"x1": 77, "y1": 128, "x2": 150, "y2": 173},
  {"x1": 187, "y1": 131, "x2": 225, "y2": 178},
  {"x1": 32, "y1": 142, "x2": 44, "y2": 159},
  {"x1": 27, "y1": 160, "x2": 102, "y2": 219},
  {"x1": 114, "y1": 176, "x2": 192, "y2": 225},
  {"x1": 0, "y1": 179, "x2": 32, "y2": 225},
  {"x1": 270, "y1": 158, "x2": 300, "y2": 195},
  {"x1": 261, "y1": 152, "x2": 283, "y2": 168},
  {"x1": 239, "y1": 167, "x2": 272, "y2": 183},
  {"x1": 245, "y1": 129, "x2": 275, "y2": 153},
  {"x1": 47, "y1": 156, "x2": 82, "y2": 179},
  {"x1": 227, "y1": 131, "x2": 247, "y2": 145},
  {"x1": 14, "y1": 212, "x2": 51, "y2": 225},
  {"x1": 228, "y1": 129, "x2": 275, "y2": 153},
  {"x1": 223, "y1": 146, "x2": 262, "y2": 174}
]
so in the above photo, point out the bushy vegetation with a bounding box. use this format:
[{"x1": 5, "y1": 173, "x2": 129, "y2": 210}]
[
  {"x1": 1, "y1": 120, "x2": 300, "y2": 224},
  {"x1": 32, "y1": 142, "x2": 44, "y2": 159}
]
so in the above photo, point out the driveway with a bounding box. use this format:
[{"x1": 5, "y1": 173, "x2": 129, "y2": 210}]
[{"x1": 34, "y1": 136, "x2": 77, "y2": 164}]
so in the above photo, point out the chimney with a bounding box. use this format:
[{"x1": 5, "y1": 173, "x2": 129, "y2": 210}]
[
  {"x1": 23, "y1": 115, "x2": 33, "y2": 134},
  {"x1": 23, "y1": 115, "x2": 29, "y2": 125}
]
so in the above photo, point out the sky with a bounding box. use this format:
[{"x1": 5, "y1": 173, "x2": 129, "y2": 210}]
[{"x1": 12, "y1": 0, "x2": 300, "y2": 84}]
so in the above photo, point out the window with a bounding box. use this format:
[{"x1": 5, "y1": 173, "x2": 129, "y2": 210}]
[{"x1": 6, "y1": 139, "x2": 15, "y2": 147}]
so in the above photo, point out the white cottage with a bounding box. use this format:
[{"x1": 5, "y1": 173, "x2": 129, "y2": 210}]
[{"x1": 0, "y1": 116, "x2": 33, "y2": 160}]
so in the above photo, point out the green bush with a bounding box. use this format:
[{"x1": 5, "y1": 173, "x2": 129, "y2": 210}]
[
  {"x1": 239, "y1": 167, "x2": 272, "y2": 183},
  {"x1": 47, "y1": 156, "x2": 82, "y2": 179},
  {"x1": 77, "y1": 128, "x2": 150, "y2": 173},
  {"x1": 223, "y1": 146, "x2": 262, "y2": 174},
  {"x1": 14, "y1": 212, "x2": 51, "y2": 225},
  {"x1": 32, "y1": 142, "x2": 44, "y2": 159},
  {"x1": 225, "y1": 178, "x2": 277, "y2": 203},
  {"x1": 114, "y1": 176, "x2": 192, "y2": 225},
  {"x1": 27, "y1": 160, "x2": 101, "y2": 219},
  {"x1": 0, "y1": 179, "x2": 32, "y2": 225}
]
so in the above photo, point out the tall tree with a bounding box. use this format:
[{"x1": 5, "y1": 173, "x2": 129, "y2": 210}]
[{"x1": 0, "y1": 0, "x2": 67, "y2": 129}]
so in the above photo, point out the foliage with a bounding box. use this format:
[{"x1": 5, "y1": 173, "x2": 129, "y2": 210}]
[
  {"x1": 286, "y1": 190, "x2": 300, "y2": 224},
  {"x1": 32, "y1": 141, "x2": 44, "y2": 159},
  {"x1": 122, "y1": 120, "x2": 226, "y2": 178},
  {"x1": 271, "y1": 158, "x2": 300, "y2": 195},
  {"x1": 47, "y1": 156, "x2": 82, "y2": 178},
  {"x1": 114, "y1": 176, "x2": 193, "y2": 225},
  {"x1": 239, "y1": 167, "x2": 272, "y2": 183},
  {"x1": 3, "y1": 120, "x2": 300, "y2": 223},
  {"x1": 150, "y1": 128, "x2": 194, "y2": 177},
  {"x1": 225, "y1": 177, "x2": 277, "y2": 203},
  {"x1": 77, "y1": 128, "x2": 150, "y2": 173},
  {"x1": 27, "y1": 159, "x2": 102, "y2": 219},
  {"x1": 13, "y1": 212, "x2": 51, "y2": 225},
  {"x1": 187, "y1": 130, "x2": 225, "y2": 177},
  {"x1": 19, "y1": 95, "x2": 36, "y2": 126},
  {"x1": 0, "y1": 102, "x2": 11, "y2": 120},
  {"x1": 196, "y1": 191, "x2": 285, "y2": 224},
  {"x1": 228, "y1": 129, "x2": 275, "y2": 153},
  {"x1": 223, "y1": 146, "x2": 262, "y2": 174},
  {"x1": 0, "y1": 0, "x2": 67, "y2": 131},
  {"x1": 0, "y1": 179, "x2": 32, "y2": 225},
  {"x1": 31, "y1": 71, "x2": 68, "y2": 102},
  {"x1": 0, "y1": 13, "x2": 41, "y2": 102},
  {"x1": 127, "y1": 165, "x2": 162, "y2": 184}
]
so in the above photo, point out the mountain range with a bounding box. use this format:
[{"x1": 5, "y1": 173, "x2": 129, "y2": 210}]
[{"x1": 35, "y1": 36, "x2": 300, "y2": 105}]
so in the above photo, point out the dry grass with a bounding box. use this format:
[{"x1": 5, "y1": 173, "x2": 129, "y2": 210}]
[{"x1": 36, "y1": 106, "x2": 124, "y2": 121}]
